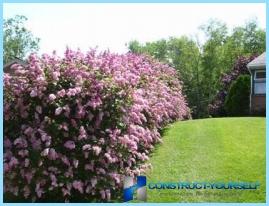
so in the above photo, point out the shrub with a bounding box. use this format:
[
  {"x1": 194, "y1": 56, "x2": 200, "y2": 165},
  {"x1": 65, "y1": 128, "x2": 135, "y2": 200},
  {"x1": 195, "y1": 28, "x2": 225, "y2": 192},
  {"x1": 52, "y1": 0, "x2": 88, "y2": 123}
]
[
  {"x1": 208, "y1": 55, "x2": 257, "y2": 117},
  {"x1": 4, "y1": 49, "x2": 190, "y2": 202},
  {"x1": 224, "y1": 75, "x2": 250, "y2": 116}
]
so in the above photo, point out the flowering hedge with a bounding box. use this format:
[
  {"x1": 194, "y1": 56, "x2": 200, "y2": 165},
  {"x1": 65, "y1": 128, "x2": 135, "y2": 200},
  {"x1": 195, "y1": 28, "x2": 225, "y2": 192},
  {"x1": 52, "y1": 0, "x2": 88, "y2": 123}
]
[{"x1": 4, "y1": 49, "x2": 189, "y2": 202}]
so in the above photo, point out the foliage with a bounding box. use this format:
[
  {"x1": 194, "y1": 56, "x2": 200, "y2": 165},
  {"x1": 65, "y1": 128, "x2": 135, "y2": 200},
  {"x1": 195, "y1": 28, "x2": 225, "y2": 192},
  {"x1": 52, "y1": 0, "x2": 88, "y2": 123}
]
[
  {"x1": 4, "y1": 15, "x2": 40, "y2": 64},
  {"x1": 208, "y1": 55, "x2": 256, "y2": 116},
  {"x1": 128, "y1": 18, "x2": 265, "y2": 118},
  {"x1": 3, "y1": 49, "x2": 189, "y2": 202},
  {"x1": 199, "y1": 18, "x2": 264, "y2": 115},
  {"x1": 224, "y1": 75, "x2": 250, "y2": 116},
  {"x1": 199, "y1": 19, "x2": 228, "y2": 108}
]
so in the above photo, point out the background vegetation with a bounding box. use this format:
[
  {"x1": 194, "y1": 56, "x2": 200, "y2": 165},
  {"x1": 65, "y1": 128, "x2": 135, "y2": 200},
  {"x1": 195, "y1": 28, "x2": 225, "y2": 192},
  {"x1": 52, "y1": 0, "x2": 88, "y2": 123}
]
[
  {"x1": 224, "y1": 75, "x2": 250, "y2": 116},
  {"x1": 128, "y1": 18, "x2": 265, "y2": 118},
  {"x1": 4, "y1": 15, "x2": 39, "y2": 64}
]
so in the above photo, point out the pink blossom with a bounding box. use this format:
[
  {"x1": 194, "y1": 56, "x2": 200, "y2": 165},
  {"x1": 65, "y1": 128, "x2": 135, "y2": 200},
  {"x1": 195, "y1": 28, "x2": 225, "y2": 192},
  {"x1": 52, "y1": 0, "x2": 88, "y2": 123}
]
[
  {"x1": 100, "y1": 189, "x2": 106, "y2": 199},
  {"x1": 52, "y1": 71, "x2": 60, "y2": 81},
  {"x1": 14, "y1": 137, "x2": 28, "y2": 148},
  {"x1": 91, "y1": 177, "x2": 98, "y2": 187},
  {"x1": 57, "y1": 89, "x2": 66, "y2": 97},
  {"x1": 106, "y1": 189, "x2": 111, "y2": 201},
  {"x1": 9, "y1": 157, "x2": 19, "y2": 167},
  {"x1": 31, "y1": 138, "x2": 42, "y2": 150},
  {"x1": 78, "y1": 126, "x2": 87, "y2": 140},
  {"x1": 84, "y1": 152, "x2": 89, "y2": 159},
  {"x1": 18, "y1": 149, "x2": 29, "y2": 157},
  {"x1": 85, "y1": 164, "x2": 93, "y2": 171},
  {"x1": 55, "y1": 107, "x2": 63, "y2": 115},
  {"x1": 82, "y1": 144, "x2": 91, "y2": 151},
  {"x1": 4, "y1": 138, "x2": 12, "y2": 148},
  {"x1": 98, "y1": 168, "x2": 106, "y2": 174},
  {"x1": 92, "y1": 146, "x2": 102, "y2": 156},
  {"x1": 35, "y1": 183, "x2": 44, "y2": 198},
  {"x1": 62, "y1": 183, "x2": 72, "y2": 197},
  {"x1": 24, "y1": 158, "x2": 30, "y2": 167},
  {"x1": 30, "y1": 89, "x2": 38, "y2": 97},
  {"x1": 25, "y1": 171, "x2": 33, "y2": 184},
  {"x1": 70, "y1": 119, "x2": 77, "y2": 127},
  {"x1": 73, "y1": 159, "x2": 79, "y2": 168},
  {"x1": 23, "y1": 185, "x2": 31, "y2": 198},
  {"x1": 48, "y1": 148, "x2": 58, "y2": 160},
  {"x1": 104, "y1": 153, "x2": 113, "y2": 163},
  {"x1": 64, "y1": 141, "x2": 75, "y2": 150},
  {"x1": 61, "y1": 156, "x2": 70, "y2": 166},
  {"x1": 62, "y1": 187, "x2": 71, "y2": 197},
  {"x1": 48, "y1": 94, "x2": 56, "y2": 101},
  {"x1": 41, "y1": 148, "x2": 50, "y2": 156},
  {"x1": 24, "y1": 127, "x2": 33, "y2": 136},
  {"x1": 63, "y1": 105, "x2": 71, "y2": 117},
  {"x1": 72, "y1": 180, "x2": 84, "y2": 194}
]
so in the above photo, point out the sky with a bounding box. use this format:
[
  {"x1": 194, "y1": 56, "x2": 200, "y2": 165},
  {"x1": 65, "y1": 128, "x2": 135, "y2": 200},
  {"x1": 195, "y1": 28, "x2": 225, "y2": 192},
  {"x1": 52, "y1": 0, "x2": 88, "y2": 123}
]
[{"x1": 3, "y1": 3, "x2": 266, "y2": 56}]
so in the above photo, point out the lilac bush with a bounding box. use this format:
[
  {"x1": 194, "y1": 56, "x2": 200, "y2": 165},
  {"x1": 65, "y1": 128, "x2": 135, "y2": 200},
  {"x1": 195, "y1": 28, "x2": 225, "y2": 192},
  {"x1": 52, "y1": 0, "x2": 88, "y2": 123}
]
[
  {"x1": 208, "y1": 55, "x2": 257, "y2": 116},
  {"x1": 4, "y1": 49, "x2": 190, "y2": 202}
]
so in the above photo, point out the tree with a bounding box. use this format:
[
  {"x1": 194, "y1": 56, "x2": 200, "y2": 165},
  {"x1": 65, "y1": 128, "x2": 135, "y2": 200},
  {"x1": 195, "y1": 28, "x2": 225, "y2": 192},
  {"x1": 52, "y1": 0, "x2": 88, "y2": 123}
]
[
  {"x1": 224, "y1": 75, "x2": 250, "y2": 116},
  {"x1": 128, "y1": 40, "x2": 143, "y2": 54},
  {"x1": 208, "y1": 55, "x2": 256, "y2": 116},
  {"x1": 166, "y1": 37, "x2": 204, "y2": 117},
  {"x1": 241, "y1": 18, "x2": 266, "y2": 54},
  {"x1": 128, "y1": 18, "x2": 265, "y2": 118},
  {"x1": 128, "y1": 39, "x2": 168, "y2": 61},
  {"x1": 200, "y1": 18, "x2": 265, "y2": 116},
  {"x1": 4, "y1": 15, "x2": 40, "y2": 64},
  {"x1": 221, "y1": 18, "x2": 265, "y2": 68},
  {"x1": 208, "y1": 19, "x2": 265, "y2": 117},
  {"x1": 199, "y1": 19, "x2": 228, "y2": 110}
]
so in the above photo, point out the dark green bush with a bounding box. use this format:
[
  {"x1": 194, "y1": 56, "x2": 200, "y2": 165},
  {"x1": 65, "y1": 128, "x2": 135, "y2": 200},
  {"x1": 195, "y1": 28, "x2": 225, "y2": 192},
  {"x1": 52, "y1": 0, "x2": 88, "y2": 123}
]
[{"x1": 224, "y1": 75, "x2": 250, "y2": 116}]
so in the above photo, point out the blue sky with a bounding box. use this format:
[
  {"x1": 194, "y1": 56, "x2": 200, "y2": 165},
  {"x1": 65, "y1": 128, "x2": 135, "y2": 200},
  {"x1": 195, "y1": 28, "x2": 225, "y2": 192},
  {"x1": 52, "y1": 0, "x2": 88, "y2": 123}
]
[{"x1": 3, "y1": 3, "x2": 266, "y2": 56}]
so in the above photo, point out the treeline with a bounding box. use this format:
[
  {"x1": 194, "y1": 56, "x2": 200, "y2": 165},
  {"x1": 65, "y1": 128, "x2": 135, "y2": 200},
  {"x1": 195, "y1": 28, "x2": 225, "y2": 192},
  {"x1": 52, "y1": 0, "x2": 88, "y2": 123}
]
[{"x1": 128, "y1": 19, "x2": 265, "y2": 118}]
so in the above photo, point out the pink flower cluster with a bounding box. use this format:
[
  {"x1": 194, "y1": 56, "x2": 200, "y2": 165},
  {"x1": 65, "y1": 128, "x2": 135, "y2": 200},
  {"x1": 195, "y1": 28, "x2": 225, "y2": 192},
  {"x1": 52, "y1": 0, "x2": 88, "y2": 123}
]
[{"x1": 4, "y1": 49, "x2": 189, "y2": 202}]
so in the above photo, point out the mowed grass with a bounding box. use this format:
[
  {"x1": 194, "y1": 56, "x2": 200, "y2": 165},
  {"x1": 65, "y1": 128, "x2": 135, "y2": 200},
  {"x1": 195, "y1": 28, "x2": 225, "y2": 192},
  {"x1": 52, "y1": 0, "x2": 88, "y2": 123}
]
[{"x1": 144, "y1": 117, "x2": 265, "y2": 203}]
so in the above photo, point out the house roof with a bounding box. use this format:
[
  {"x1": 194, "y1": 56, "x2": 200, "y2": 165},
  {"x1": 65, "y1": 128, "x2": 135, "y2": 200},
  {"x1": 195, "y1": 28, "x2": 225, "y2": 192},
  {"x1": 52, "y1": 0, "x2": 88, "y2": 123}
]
[
  {"x1": 4, "y1": 58, "x2": 27, "y2": 73},
  {"x1": 4, "y1": 58, "x2": 27, "y2": 69},
  {"x1": 247, "y1": 52, "x2": 266, "y2": 70}
]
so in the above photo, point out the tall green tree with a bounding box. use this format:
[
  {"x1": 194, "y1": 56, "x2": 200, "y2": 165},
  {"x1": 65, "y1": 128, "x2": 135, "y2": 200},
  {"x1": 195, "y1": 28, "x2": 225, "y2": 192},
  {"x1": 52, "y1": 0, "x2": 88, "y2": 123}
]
[
  {"x1": 199, "y1": 19, "x2": 228, "y2": 109},
  {"x1": 166, "y1": 37, "x2": 203, "y2": 117},
  {"x1": 4, "y1": 15, "x2": 40, "y2": 64}
]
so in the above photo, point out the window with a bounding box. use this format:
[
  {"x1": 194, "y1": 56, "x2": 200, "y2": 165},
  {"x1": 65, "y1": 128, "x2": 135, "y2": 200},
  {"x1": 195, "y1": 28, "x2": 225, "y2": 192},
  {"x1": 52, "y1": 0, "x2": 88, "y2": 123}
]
[
  {"x1": 254, "y1": 82, "x2": 266, "y2": 94},
  {"x1": 254, "y1": 70, "x2": 266, "y2": 80}
]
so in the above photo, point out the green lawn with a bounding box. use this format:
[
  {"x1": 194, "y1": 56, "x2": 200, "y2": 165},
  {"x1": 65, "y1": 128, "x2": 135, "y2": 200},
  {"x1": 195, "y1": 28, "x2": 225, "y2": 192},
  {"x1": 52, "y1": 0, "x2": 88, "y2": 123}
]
[{"x1": 144, "y1": 117, "x2": 265, "y2": 203}]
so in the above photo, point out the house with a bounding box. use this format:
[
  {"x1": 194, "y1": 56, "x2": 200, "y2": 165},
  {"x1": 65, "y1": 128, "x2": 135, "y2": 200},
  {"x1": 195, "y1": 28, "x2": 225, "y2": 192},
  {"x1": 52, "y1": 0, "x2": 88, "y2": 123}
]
[
  {"x1": 4, "y1": 58, "x2": 27, "y2": 74},
  {"x1": 247, "y1": 52, "x2": 266, "y2": 115}
]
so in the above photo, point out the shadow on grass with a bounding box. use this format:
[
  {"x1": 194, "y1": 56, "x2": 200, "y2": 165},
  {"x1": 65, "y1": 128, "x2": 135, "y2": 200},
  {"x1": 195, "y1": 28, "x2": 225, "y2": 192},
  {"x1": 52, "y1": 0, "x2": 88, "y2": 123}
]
[
  {"x1": 159, "y1": 126, "x2": 170, "y2": 137},
  {"x1": 147, "y1": 125, "x2": 171, "y2": 159}
]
